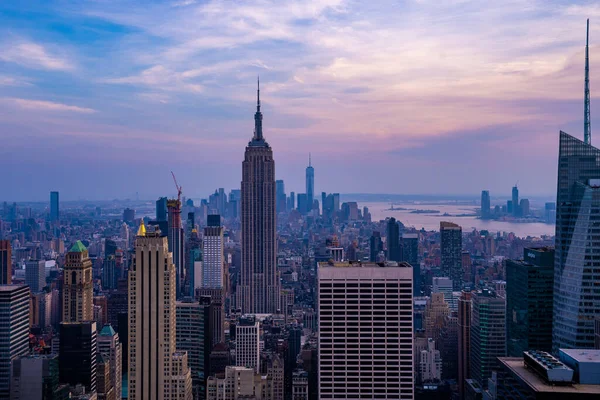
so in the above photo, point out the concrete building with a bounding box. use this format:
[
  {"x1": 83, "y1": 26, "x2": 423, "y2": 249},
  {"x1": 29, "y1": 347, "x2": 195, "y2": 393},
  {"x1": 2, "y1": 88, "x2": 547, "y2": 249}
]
[
  {"x1": 97, "y1": 325, "x2": 122, "y2": 400},
  {"x1": 30, "y1": 291, "x2": 52, "y2": 329},
  {"x1": 202, "y1": 218, "x2": 224, "y2": 289},
  {"x1": 26, "y1": 259, "x2": 46, "y2": 292},
  {"x1": 292, "y1": 370, "x2": 309, "y2": 400},
  {"x1": 440, "y1": 222, "x2": 463, "y2": 291},
  {"x1": 432, "y1": 277, "x2": 455, "y2": 310},
  {"x1": 420, "y1": 339, "x2": 442, "y2": 383},
  {"x1": 62, "y1": 241, "x2": 93, "y2": 323},
  {"x1": 10, "y1": 354, "x2": 66, "y2": 400},
  {"x1": 235, "y1": 315, "x2": 260, "y2": 373},
  {"x1": 128, "y1": 221, "x2": 192, "y2": 400},
  {"x1": 0, "y1": 285, "x2": 30, "y2": 398},
  {"x1": 238, "y1": 82, "x2": 281, "y2": 314},
  {"x1": 318, "y1": 261, "x2": 414, "y2": 399}
]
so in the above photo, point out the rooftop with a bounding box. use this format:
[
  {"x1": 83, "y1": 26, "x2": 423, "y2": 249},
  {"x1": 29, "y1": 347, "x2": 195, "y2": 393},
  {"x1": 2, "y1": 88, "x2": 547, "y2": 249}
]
[
  {"x1": 0, "y1": 284, "x2": 27, "y2": 292},
  {"x1": 99, "y1": 324, "x2": 116, "y2": 337},
  {"x1": 69, "y1": 240, "x2": 87, "y2": 253},
  {"x1": 559, "y1": 349, "x2": 600, "y2": 363},
  {"x1": 319, "y1": 261, "x2": 412, "y2": 268},
  {"x1": 499, "y1": 358, "x2": 600, "y2": 394}
]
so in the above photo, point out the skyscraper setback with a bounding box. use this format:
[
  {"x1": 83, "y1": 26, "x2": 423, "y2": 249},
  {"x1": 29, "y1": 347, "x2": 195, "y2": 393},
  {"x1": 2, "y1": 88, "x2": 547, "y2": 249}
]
[{"x1": 239, "y1": 81, "x2": 280, "y2": 314}]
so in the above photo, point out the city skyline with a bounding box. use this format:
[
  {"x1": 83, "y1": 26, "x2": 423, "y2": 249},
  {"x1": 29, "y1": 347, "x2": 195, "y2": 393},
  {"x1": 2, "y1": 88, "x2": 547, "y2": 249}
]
[{"x1": 0, "y1": 1, "x2": 598, "y2": 200}]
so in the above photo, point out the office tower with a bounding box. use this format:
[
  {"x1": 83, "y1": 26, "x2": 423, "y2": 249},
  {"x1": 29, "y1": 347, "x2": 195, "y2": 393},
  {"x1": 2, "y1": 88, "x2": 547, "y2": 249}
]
[
  {"x1": 288, "y1": 191, "x2": 295, "y2": 211},
  {"x1": 369, "y1": 231, "x2": 383, "y2": 262},
  {"x1": 480, "y1": 190, "x2": 491, "y2": 219},
  {"x1": 187, "y1": 228, "x2": 202, "y2": 298},
  {"x1": 318, "y1": 261, "x2": 414, "y2": 399},
  {"x1": 0, "y1": 240, "x2": 11, "y2": 284},
  {"x1": 176, "y1": 298, "x2": 212, "y2": 398},
  {"x1": 123, "y1": 208, "x2": 135, "y2": 223},
  {"x1": 103, "y1": 255, "x2": 117, "y2": 290},
  {"x1": 62, "y1": 241, "x2": 93, "y2": 322},
  {"x1": 458, "y1": 291, "x2": 472, "y2": 399},
  {"x1": 0, "y1": 285, "x2": 29, "y2": 398},
  {"x1": 585, "y1": 19, "x2": 591, "y2": 144},
  {"x1": 440, "y1": 221, "x2": 462, "y2": 291},
  {"x1": 98, "y1": 324, "x2": 122, "y2": 400},
  {"x1": 235, "y1": 315, "x2": 260, "y2": 373},
  {"x1": 156, "y1": 197, "x2": 168, "y2": 222},
  {"x1": 239, "y1": 81, "x2": 280, "y2": 314},
  {"x1": 276, "y1": 179, "x2": 286, "y2": 213},
  {"x1": 97, "y1": 354, "x2": 114, "y2": 400},
  {"x1": 424, "y1": 292, "x2": 450, "y2": 343},
  {"x1": 432, "y1": 277, "x2": 454, "y2": 310},
  {"x1": 197, "y1": 289, "x2": 225, "y2": 346},
  {"x1": 25, "y1": 259, "x2": 46, "y2": 292},
  {"x1": 520, "y1": 198, "x2": 530, "y2": 216},
  {"x1": 168, "y1": 198, "x2": 185, "y2": 298},
  {"x1": 306, "y1": 154, "x2": 314, "y2": 213},
  {"x1": 128, "y1": 222, "x2": 192, "y2": 400},
  {"x1": 297, "y1": 194, "x2": 308, "y2": 215},
  {"x1": 10, "y1": 354, "x2": 66, "y2": 400},
  {"x1": 553, "y1": 131, "x2": 600, "y2": 350},
  {"x1": 31, "y1": 291, "x2": 52, "y2": 329},
  {"x1": 59, "y1": 321, "x2": 97, "y2": 393},
  {"x1": 512, "y1": 185, "x2": 519, "y2": 216},
  {"x1": 401, "y1": 233, "x2": 419, "y2": 295},
  {"x1": 386, "y1": 217, "x2": 401, "y2": 261},
  {"x1": 203, "y1": 216, "x2": 224, "y2": 289},
  {"x1": 507, "y1": 200, "x2": 513, "y2": 214},
  {"x1": 50, "y1": 191, "x2": 59, "y2": 222},
  {"x1": 470, "y1": 289, "x2": 506, "y2": 390},
  {"x1": 419, "y1": 339, "x2": 442, "y2": 383},
  {"x1": 506, "y1": 247, "x2": 554, "y2": 357}
]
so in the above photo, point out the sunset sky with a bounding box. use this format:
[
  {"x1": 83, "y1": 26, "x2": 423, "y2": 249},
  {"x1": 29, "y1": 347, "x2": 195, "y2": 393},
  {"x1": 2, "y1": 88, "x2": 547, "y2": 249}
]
[{"x1": 1, "y1": 0, "x2": 598, "y2": 201}]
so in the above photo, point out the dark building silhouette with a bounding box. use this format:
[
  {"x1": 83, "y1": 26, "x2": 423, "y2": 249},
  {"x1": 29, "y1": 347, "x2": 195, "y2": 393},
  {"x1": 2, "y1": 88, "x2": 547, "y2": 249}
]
[
  {"x1": 306, "y1": 154, "x2": 314, "y2": 213},
  {"x1": 0, "y1": 240, "x2": 11, "y2": 284},
  {"x1": 156, "y1": 197, "x2": 168, "y2": 222},
  {"x1": 386, "y1": 217, "x2": 401, "y2": 261},
  {"x1": 506, "y1": 247, "x2": 554, "y2": 356},
  {"x1": 401, "y1": 233, "x2": 419, "y2": 295},
  {"x1": 440, "y1": 221, "x2": 462, "y2": 290},
  {"x1": 512, "y1": 186, "x2": 520, "y2": 216},
  {"x1": 50, "y1": 191, "x2": 59, "y2": 222},
  {"x1": 276, "y1": 180, "x2": 286, "y2": 213},
  {"x1": 0, "y1": 285, "x2": 29, "y2": 398},
  {"x1": 369, "y1": 232, "x2": 383, "y2": 262},
  {"x1": 481, "y1": 190, "x2": 491, "y2": 219},
  {"x1": 59, "y1": 321, "x2": 97, "y2": 393},
  {"x1": 123, "y1": 208, "x2": 135, "y2": 223}
]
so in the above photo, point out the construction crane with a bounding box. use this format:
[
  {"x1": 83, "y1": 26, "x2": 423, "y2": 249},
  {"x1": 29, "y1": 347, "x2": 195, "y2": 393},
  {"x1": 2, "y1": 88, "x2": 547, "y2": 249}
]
[{"x1": 171, "y1": 171, "x2": 182, "y2": 204}]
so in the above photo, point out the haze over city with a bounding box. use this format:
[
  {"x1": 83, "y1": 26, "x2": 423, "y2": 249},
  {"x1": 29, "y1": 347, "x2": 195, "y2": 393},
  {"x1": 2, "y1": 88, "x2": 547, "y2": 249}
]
[{"x1": 0, "y1": 0, "x2": 598, "y2": 200}]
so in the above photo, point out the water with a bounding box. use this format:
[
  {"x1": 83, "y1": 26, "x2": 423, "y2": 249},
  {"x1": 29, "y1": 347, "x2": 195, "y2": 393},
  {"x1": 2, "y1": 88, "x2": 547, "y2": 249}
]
[{"x1": 362, "y1": 202, "x2": 555, "y2": 237}]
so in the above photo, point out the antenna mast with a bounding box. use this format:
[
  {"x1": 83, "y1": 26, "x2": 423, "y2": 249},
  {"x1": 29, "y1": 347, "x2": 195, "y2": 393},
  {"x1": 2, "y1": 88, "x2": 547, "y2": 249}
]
[{"x1": 585, "y1": 19, "x2": 592, "y2": 145}]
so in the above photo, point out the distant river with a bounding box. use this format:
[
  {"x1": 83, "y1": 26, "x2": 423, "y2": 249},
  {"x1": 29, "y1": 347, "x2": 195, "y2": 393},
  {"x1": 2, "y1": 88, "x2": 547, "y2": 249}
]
[{"x1": 362, "y1": 202, "x2": 555, "y2": 237}]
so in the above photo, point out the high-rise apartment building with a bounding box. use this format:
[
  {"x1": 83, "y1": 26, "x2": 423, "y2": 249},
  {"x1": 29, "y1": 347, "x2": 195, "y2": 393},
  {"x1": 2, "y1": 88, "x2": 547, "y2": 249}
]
[
  {"x1": 0, "y1": 285, "x2": 29, "y2": 398},
  {"x1": 239, "y1": 82, "x2": 280, "y2": 314},
  {"x1": 235, "y1": 315, "x2": 260, "y2": 373},
  {"x1": 458, "y1": 290, "x2": 472, "y2": 399},
  {"x1": 440, "y1": 221, "x2": 463, "y2": 291},
  {"x1": 62, "y1": 241, "x2": 93, "y2": 322},
  {"x1": 318, "y1": 261, "x2": 414, "y2": 399},
  {"x1": 0, "y1": 240, "x2": 11, "y2": 284},
  {"x1": 128, "y1": 221, "x2": 192, "y2": 400},
  {"x1": 203, "y1": 216, "x2": 224, "y2": 289},
  {"x1": 481, "y1": 190, "x2": 491, "y2": 219},
  {"x1": 98, "y1": 324, "x2": 122, "y2": 400},
  {"x1": 59, "y1": 321, "x2": 97, "y2": 393},
  {"x1": 306, "y1": 154, "x2": 314, "y2": 213},
  {"x1": 50, "y1": 191, "x2": 59, "y2": 222},
  {"x1": 386, "y1": 217, "x2": 401, "y2": 261},
  {"x1": 26, "y1": 259, "x2": 46, "y2": 293},
  {"x1": 470, "y1": 289, "x2": 506, "y2": 390},
  {"x1": 506, "y1": 247, "x2": 554, "y2": 357},
  {"x1": 168, "y1": 199, "x2": 185, "y2": 298},
  {"x1": 553, "y1": 131, "x2": 600, "y2": 350}
]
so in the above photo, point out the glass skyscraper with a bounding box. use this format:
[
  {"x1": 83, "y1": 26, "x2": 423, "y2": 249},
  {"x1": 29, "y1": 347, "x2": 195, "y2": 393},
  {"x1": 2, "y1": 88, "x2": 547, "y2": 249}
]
[
  {"x1": 553, "y1": 131, "x2": 600, "y2": 350},
  {"x1": 306, "y1": 154, "x2": 314, "y2": 213}
]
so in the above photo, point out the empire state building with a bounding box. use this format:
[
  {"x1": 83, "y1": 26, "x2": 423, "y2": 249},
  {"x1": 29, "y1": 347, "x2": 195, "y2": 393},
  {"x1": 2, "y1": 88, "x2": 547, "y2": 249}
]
[{"x1": 239, "y1": 80, "x2": 281, "y2": 314}]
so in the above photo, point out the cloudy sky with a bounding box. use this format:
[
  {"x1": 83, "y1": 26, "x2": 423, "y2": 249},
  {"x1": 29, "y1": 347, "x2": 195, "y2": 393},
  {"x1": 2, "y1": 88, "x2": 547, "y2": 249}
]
[{"x1": 0, "y1": 0, "x2": 598, "y2": 201}]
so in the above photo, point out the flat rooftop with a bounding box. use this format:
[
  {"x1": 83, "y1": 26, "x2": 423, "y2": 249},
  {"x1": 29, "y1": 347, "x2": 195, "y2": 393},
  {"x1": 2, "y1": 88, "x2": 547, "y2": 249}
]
[
  {"x1": 318, "y1": 261, "x2": 412, "y2": 268},
  {"x1": 499, "y1": 358, "x2": 600, "y2": 394},
  {"x1": 0, "y1": 285, "x2": 27, "y2": 292},
  {"x1": 560, "y1": 349, "x2": 600, "y2": 363}
]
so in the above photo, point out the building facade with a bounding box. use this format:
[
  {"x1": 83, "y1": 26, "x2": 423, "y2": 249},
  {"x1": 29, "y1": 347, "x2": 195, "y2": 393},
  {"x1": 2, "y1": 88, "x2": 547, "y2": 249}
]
[
  {"x1": 318, "y1": 261, "x2": 414, "y2": 399},
  {"x1": 26, "y1": 259, "x2": 46, "y2": 293},
  {"x1": 440, "y1": 221, "x2": 463, "y2": 291},
  {"x1": 202, "y1": 221, "x2": 224, "y2": 289},
  {"x1": 62, "y1": 241, "x2": 93, "y2": 323},
  {"x1": 59, "y1": 321, "x2": 97, "y2": 393},
  {"x1": 235, "y1": 315, "x2": 260, "y2": 373}
]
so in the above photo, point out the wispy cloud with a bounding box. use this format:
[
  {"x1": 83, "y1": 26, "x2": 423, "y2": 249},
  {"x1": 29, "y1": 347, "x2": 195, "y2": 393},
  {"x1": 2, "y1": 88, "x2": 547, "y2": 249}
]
[
  {"x1": 2, "y1": 98, "x2": 95, "y2": 113},
  {"x1": 0, "y1": 40, "x2": 74, "y2": 71},
  {"x1": 0, "y1": 76, "x2": 31, "y2": 86}
]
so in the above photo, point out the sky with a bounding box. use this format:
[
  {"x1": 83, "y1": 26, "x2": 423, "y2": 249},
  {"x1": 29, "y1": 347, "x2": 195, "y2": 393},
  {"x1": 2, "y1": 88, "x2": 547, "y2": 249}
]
[{"x1": 0, "y1": 0, "x2": 599, "y2": 201}]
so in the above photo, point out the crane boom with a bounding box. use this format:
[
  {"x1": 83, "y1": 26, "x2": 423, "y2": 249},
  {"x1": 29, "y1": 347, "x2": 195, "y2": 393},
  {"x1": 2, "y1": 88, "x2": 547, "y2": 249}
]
[{"x1": 171, "y1": 171, "x2": 182, "y2": 203}]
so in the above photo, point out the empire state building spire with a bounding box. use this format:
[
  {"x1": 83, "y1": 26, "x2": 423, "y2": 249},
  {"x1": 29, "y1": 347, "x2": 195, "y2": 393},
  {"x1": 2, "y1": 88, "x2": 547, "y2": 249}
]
[
  {"x1": 584, "y1": 19, "x2": 592, "y2": 145},
  {"x1": 253, "y1": 77, "x2": 264, "y2": 143}
]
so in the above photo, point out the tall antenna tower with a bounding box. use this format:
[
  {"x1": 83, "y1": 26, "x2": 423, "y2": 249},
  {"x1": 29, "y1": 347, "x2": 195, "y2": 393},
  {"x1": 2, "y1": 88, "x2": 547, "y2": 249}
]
[{"x1": 585, "y1": 19, "x2": 592, "y2": 144}]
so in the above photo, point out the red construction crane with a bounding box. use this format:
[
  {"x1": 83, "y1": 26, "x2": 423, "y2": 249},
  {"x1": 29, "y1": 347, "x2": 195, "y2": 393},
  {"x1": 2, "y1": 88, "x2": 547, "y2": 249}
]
[{"x1": 171, "y1": 171, "x2": 182, "y2": 203}]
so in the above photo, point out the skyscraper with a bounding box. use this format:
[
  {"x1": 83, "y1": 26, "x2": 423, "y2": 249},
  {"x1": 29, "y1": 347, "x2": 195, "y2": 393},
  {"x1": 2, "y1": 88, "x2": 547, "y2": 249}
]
[
  {"x1": 506, "y1": 247, "x2": 554, "y2": 356},
  {"x1": 50, "y1": 191, "x2": 59, "y2": 222},
  {"x1": 168, "y1": 198, "x2": 185, "y2": 298},
  {"x1": 440, "y1": 221, "x2": 463, "y2": 291},
  {"x1": 512, "y1": 185, "x2": 519, "y2": 216},
  {"x1": 458, "y1": 291, "x2": 472, "y2": 400},
  {"x1": 386, "y1": 217, "x2": 401, "y2": 261},
  {"x1": 469, "y1": 289, "x2": 506, "y2": 390},
  {"x1": 318, "y1": 261, "x2": 414, "y2": 399},
  {"x1": 553, "y1": 131, "x2": 600, "y2": 350},
  {"x1": 0, "y1": 240, "x2": 11, "y2": 285},
  {"x1": 0, "y1": 285, "x2": 29, "y2": 398},
  {"x1": 369, "y1": 231, "x2": 383, "y2": 262},
  {"x1": 203, "y1": 215, "x2": 224, "y2": 289},
  {"x1": 401, "y1": 233, "x2": 419, "y2": 295},
  {"x1": 480, "y1": 190, "x2": 491, "y2": 219},
  {"x1": 98, "y1": 324, "x2": 122, "y2": 400},
  {"x1": 25, "y1": 259, "x2": 46, "y2": 293},
  {"x1": 59, "y1": 321, "x2": 97, "y2": 393},
  {"x1": 306, "y1": 154, "x2": 314, "y2": 213},
  {"x1": 584, "y1": 18, "x2": 591, "y2": 145},
  {"x1": 156, "y1": 197, "x2": 168, "y2": 222},
  {"x1": 235, "y1": 315, "x2": 260, "y2": 373},
  {"x1": 128, "y1": 221, "x2": 192, "y2": 400},
  {"x1": 239, "y1": 80, "x2": 280, "y2": 314},
  {"x1": 62, "y1": 240, "x2": 93, "y2": 323},
  {"x1": 276, "y1": 179, "x2": 286, "y2": 213}
]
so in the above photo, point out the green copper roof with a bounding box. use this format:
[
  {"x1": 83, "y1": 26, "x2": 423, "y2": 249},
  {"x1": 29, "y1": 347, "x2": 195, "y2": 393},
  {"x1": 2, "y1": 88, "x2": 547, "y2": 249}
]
[
  {"x1": 69, "y1": 240, "x2": 87, "y2": 253},
  {"x1": 99, "y1": 324, "x2": 116, "y2": 337}
]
